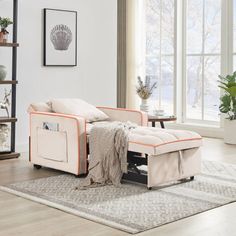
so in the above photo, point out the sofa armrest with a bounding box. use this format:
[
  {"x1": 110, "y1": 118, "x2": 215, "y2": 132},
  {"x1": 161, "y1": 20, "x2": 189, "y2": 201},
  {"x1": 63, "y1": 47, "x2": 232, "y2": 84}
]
[
  {"x1": 97, "y1": 107, "x2": 148, "y2": 126},
  {"x1": 30, "y1": 112, "x2": 87, "y2": 175}
]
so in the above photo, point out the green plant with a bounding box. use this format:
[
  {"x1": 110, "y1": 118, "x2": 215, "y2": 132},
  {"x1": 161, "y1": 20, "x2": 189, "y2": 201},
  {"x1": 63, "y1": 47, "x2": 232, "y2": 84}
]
[
  {"x1": 218, "y1": 71, "x2": 236, "y2": 120},
  {"x1": 136, "y1": 76, "x2": 157, "y2": 99},
  {"x1": 0, "y1": 17, "x2": 13, "y2": 34}
]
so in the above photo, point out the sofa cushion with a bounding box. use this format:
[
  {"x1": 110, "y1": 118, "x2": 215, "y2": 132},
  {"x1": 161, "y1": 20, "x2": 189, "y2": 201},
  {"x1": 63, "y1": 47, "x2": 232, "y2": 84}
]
[
  {"x1": 51, "y1": 98, "x2": 109, "y2": 123},
  {"x1": 28, "y1": 102, "x2": 52, "y2": 113},
  {"x1": 128, "y1": 127, "x2": 202, "y2": 155}
]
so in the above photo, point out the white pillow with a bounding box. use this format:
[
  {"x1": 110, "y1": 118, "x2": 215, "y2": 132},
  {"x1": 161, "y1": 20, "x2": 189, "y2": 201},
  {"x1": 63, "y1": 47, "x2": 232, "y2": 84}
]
[
  {"x1": 27, "y1": 102, "x2": 52, "y2": 113},
  {"x1": 50, "y1": 98, "x2": 109, "y2": 122}
]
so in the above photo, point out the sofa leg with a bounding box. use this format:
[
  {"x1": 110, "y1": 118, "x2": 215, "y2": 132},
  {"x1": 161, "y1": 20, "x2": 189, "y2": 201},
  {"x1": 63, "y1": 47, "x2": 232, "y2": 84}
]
[
  {"x1": 147, "y1": 187, "x2": 152, "y2": 190},
  {"x1": 190, "y1": 176, "x2": 194, "y2": 181},
  {"x1": 34, "y1": 164, "x2": 42, "y2": 170},
  {"x1": 74, "y1": 173, "x2": 87, "y2": 178}
]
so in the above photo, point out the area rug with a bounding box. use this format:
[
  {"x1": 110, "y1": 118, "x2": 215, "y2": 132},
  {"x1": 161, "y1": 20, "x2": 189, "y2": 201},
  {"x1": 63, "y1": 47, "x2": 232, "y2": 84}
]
[{"x1": 1, "y1": 160, "x2": 236, "y2": 234}]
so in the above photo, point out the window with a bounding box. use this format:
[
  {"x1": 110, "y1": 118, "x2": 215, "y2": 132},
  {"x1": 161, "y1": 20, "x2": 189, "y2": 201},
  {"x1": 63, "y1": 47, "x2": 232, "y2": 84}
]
[
  {"x1": 234, "y1": 0, "x2": 236, "y2": 70},
  {"x1": 184, "y1": 0, "x2": 221, "y2": 123},
  {"x1": 145, "y1": 0, "x2": 175, "y2": 114},
  {"x1": 142, "y1": 0, "x2": 234, "y2": 126}
]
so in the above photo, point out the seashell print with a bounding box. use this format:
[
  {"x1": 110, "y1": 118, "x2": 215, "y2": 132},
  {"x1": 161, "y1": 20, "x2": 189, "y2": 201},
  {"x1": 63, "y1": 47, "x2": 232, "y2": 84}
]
[{"x1": 50, "y1": 24, "x2": 73, "y2": 51}]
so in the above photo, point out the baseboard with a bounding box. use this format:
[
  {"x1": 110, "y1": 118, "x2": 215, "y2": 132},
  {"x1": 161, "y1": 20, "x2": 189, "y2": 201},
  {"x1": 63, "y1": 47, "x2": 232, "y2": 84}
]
[{"x1": 165, "y1": 123, "x2": 224, "y2": 139}]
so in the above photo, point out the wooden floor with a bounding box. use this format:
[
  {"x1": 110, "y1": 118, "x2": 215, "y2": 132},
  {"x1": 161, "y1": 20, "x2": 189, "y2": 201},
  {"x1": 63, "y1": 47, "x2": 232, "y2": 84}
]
[{"x1": 0, "y1": 138, "x2": 236, "y2": 236}]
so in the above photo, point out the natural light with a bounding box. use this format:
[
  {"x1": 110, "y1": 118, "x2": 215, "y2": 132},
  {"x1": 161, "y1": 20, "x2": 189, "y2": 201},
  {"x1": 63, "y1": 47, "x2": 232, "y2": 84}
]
[{"x1": 143, "y1": 0, "x2": 235, "y2": 125}]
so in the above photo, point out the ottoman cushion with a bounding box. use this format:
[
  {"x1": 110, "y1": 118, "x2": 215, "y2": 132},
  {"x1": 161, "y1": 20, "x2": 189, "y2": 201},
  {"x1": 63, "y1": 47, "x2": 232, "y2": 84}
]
[{"x1": 128, "y1": 127, "x2": 202, "y2": 155}]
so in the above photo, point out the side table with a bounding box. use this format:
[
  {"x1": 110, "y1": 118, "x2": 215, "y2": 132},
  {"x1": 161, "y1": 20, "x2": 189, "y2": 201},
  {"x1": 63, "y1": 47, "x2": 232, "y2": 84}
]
[{"x1": 148, "y1": 115, "x2": 177, "y2": 128}]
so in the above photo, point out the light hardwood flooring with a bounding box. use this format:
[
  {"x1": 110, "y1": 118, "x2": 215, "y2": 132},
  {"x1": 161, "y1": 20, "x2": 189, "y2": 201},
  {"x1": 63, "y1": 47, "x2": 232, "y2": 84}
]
[{"x1": 0, "y1": 138, "x2": 236, "y2": 236}]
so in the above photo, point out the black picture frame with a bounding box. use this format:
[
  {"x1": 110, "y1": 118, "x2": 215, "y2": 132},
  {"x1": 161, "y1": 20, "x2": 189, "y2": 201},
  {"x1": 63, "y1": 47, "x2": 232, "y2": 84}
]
[{"x1": 43, "y1": 8, "x2": 77, "y2": 66}]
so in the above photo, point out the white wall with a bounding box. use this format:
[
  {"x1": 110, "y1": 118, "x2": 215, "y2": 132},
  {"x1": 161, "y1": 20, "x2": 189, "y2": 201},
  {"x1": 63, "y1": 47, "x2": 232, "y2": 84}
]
[{"x1": 0, "y1": 0, "x2": 117, "y2": 151}]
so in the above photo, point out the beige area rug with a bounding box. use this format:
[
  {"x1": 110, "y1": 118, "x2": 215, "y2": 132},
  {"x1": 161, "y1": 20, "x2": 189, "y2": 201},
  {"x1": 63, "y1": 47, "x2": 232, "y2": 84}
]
[{"x1": 1, "y1": 160, "x2": 236, "y2": 234}]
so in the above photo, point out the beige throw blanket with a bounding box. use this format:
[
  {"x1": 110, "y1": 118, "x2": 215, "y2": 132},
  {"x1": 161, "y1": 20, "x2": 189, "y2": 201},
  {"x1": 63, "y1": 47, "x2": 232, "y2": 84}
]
[{"x1": 77, "y1": 121, "x2": 136, "y2": 189}]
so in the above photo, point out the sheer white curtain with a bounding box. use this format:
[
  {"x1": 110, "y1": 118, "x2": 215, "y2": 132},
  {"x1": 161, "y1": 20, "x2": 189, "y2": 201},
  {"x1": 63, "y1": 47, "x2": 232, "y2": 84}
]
[{"x1": 126, "y1": 0, "x2": 145, "y2": 109}]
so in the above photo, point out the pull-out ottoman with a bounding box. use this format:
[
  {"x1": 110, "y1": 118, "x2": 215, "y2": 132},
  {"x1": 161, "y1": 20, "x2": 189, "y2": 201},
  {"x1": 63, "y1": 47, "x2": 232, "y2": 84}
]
[{"x1": 123, "y1": 127, "x2": 202, "y2": 189}]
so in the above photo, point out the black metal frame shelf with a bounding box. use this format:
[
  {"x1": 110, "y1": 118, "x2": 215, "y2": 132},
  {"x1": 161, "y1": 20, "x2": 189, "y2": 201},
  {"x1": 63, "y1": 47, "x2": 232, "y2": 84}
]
[{"x1": 0, "y1": 0, "x2": 20, "y2": 159}]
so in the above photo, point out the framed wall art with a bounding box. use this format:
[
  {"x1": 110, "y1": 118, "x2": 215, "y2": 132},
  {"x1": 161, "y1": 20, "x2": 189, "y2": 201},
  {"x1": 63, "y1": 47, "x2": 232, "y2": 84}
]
[{"x1": 44, "y1": 8, "x2": 77, "y2": 66}]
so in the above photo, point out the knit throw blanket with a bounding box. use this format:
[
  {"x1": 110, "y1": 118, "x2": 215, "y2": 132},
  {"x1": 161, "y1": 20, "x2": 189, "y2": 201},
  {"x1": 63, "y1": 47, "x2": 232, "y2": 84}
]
[{"x1": 77, "y1": 121, "x2": 136, "y2": 189}]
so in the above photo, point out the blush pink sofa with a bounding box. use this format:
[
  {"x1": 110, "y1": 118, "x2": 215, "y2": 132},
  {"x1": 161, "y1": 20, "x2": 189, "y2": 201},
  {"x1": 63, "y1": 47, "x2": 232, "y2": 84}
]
[{"x1": 28, "y1": 101, "x2": 202, "y2": 189}]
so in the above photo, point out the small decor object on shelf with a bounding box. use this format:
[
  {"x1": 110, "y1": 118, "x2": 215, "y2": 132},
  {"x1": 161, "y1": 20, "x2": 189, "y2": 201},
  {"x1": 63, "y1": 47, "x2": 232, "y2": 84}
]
[
  {"x1": 0, "y1": 17, "x2": 13, "y2": 43},
  {"x1": 44, "y1": 8, "x2": 77, "y2": 66},
  {"x1": 0, "y1": 124, "x2": 10, "y2": 151},
  {"x1": 218, "y1": 71, "x2": 236, "y2": 144},
  {"x1": 0, "y1": 89, "x2": 11, "y2": 117},
  {"x1": 136, "y1": 76, "x2": 157, "y2": 112},
  {"x1": 0, "y1": 65, "x2": 7, "y2": 81}
]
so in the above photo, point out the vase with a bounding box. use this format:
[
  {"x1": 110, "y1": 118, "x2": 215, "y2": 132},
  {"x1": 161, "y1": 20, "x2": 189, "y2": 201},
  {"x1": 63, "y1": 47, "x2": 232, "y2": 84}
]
[
  {"x1": 0, "y1": 32, "x2": 8, "y2": 43},
  {"x1": 0, "y1": 32, "x2": 4, "y2": 43},
  {"x1": 0, "y1": 65, "x2": 7, "y2": 81},
  {"x1": 140, "y1": 99, "x2": 149, "y2": 112},
  {"x1": 224, "y1": 119, "x2": 236, "y2": 144},
  {"x1": 2, "y1": 33, "x2": 8, "y2": 43}
]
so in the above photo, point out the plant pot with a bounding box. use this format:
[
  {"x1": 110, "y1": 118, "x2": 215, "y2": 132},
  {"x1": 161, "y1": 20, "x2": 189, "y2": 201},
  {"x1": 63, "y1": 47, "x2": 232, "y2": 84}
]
[
  {"x1": 224, "y1": 119, "x2": 236, "y2": 144},
  {"x1": 140, "y1": 99, "x2": 149, "y2": 112},
  {"x1": 2, "y1": 33, "x2": 8, "y2": 43},
  {"x1": 0, "y1": 32, "x2": 4, "y2": 43},
  {"x1": 0, "y1": 32, "x2": 8, "y2": 43},
  {"x1": 0, "y1": 65, "x2": 7, "y2": 81}
]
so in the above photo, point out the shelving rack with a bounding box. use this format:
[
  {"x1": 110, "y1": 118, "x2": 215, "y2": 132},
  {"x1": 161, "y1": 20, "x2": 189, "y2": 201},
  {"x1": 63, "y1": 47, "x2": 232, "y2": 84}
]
[{"x1": 0, "y1": 0, "x2": 20, "y2": 160}]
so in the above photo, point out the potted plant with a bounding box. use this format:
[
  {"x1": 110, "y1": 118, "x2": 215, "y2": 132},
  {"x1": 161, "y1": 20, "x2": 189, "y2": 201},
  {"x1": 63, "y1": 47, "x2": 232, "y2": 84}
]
[
  {"x1": 136, "y1": 76, "x2": 157, "y2": 112},
  {"x1": 0, "y1": 17, "x2": 13, "y2": 43},
  {"x1": 218, "y1": 71, "x2": 236, "y2": 144}
]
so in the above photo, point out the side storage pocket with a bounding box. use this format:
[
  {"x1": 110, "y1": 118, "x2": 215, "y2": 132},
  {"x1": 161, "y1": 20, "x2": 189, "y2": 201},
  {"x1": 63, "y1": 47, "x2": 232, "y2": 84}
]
[{"x1": 37, "y1": 128, "x2": 68, "y2": 162}]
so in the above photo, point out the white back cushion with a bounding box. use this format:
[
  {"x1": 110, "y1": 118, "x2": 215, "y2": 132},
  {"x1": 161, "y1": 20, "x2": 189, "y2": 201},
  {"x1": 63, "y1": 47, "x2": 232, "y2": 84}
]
[
  {"x1": 28, "y1": 102, "x2": 52, "y2": 113},
  {"x1": 50, "y1": 98, "x2": 109, "y2": 122}
]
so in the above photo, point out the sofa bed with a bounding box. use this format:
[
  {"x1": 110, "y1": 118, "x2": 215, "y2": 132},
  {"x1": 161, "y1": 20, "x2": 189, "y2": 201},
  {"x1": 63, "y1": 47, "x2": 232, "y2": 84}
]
[{"x1": 28, "y1": 99, "x2": 202, "y2": 189}]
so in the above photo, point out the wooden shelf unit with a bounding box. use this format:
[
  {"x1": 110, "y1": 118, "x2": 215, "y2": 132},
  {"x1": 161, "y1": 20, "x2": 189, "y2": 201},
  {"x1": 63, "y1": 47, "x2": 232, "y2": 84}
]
[
  {"x1": 0, "y1": 42, "x2": 19, "y2": 47},
  {"x1": 0, "y1": 80, "x2": 18, "y2": 85},
  {"x1": 0, "y1": 117, "x2": 17, "y2": 123},
  {"x1": 0, "y1": 0, "x2": 20, "y2": 160},
  {"x1": 0, "y1": 152, "x2": 20, "y2": 160}
]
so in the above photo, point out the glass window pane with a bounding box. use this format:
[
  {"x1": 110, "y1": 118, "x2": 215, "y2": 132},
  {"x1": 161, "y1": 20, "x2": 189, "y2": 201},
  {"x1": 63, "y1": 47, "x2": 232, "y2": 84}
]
[
  {"x1": 146, "y1": 31, "x2": 159, "y2": 56},
  {"x1": 146, "y1": 0, "x2": 175, "y2": 114},
  {"x1": 161, "y1": 0, "x2": 175, "y2": 54},
  {"x1": 160, "y1": 56, "x2": 174, "y2": 114},
  {"x1": 204, "y1": 56, "x2": 220, "y2": 121},
  {"x1": 234, "y1": 55, "x2": 236, "y2": 71},
  {"x1": 186, "y1": 56, "x2": 203, "y2": 120},
  {"x1": 234, "y1": 0, "x2": 236, "y2": 52},
  {"x1": 185, "y1": 0, "x2": 221, "y2": 124},
  {"x1": 186, "y1": 0, "x2": 203, "y2": 54},
  {"x1": 146, "y1": 57, "x2": 160, "y2": 109},
  {"x1": 204, "y1": 0, "x2": 221, "y2": 54},
  {"x1": 146, "y1": 0, "x2": 161, "y2": 24},
  {"x1": 146, "y1": 56, "x2": 159, "y2": 76}
]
